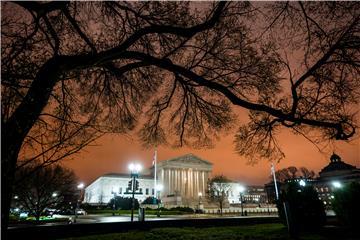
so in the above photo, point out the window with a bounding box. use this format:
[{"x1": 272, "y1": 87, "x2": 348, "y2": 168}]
[
  {"x1": 146, "y1": 188, "x2": 149, "y2": 195},
  {"x1": 140, "y1": 188, "x2": 143, "y2": 194},
  {"x1": 119, "y1": 187, "x2": 122, "y2": 194},
  {"x1": 152, "y1": 189, "x2": 155, "y2": 195}
]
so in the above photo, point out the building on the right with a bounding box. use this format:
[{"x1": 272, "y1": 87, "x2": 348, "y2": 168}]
[
  {"x1": 264, "y1": 153, "x2": 360, "y2": 205},
  {"x1": 313, "y1": 153, "x2": 360, "y2": 206}
]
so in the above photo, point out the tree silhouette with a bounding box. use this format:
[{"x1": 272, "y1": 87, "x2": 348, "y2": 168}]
[
  {"x1": 13, "y1": 162, "x2": 77, "y2": 223},
  {"x1": 1, "y1": 1, "x2": 359, "y2": 231},
  {"x1": 271, "y1": 166, "x2": 316, "y2": 182}
]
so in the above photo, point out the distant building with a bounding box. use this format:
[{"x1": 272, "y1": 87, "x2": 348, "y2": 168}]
[
  {"x1": 264, "y1": 181, "x2": 282, "y2": 203},
  {"x1": 264, "y1": 153, "x2": 360, "y2": 206},
  {"x1": 83, "y1": 153, "x2": 267, "y2": 208},
  {"x1": 313, "y1": 153, "x2": 360, "y2": 205}
]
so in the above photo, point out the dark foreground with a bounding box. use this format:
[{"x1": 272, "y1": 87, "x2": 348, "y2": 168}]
[
  {"x1": 61, "y1": 224, "x2": 360, "y2": 240},
  {"x1": 6, "y1": 217, "x2": 359, "y2": 240}
]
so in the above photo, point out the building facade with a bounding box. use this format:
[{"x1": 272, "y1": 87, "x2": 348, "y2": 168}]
[
  {"x1": 84, "y1": 173, "x2": 155, "y2": 204},
  {"x1": 264, "y1": 153, "x2": 360, "y2": 205},
  {"x1": 83, "y1": 153, "x2": 267, "y2": 208},
  {"x1": 313, "y1": 153, "x2": 360, "y2": 205},
  {"x1": 156, "y1": 154, "x2": 212, "y2": 205},
  {"x1": 84, "y1": 154, "x2": 213, "y2": 207}
]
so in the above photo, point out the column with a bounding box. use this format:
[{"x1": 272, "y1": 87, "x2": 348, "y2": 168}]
[
  {"x1": 187, "y1": 169, "x2": 192, "y2": 197},
  {"x1": 202, "y1": 171, "x2": 205, "y2": 195},
  {"x1": 175, "y1": 169, "x2": 178, "y2": 194},
  {"x1": 168, "y1": 169, "x2": 171, "y2": 196}
]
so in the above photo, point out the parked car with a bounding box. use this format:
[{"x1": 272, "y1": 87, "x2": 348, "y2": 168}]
[
  {"x1": 76, "y1": 209, "x2": 87, "y2": 215},
  {"x1": 55, "y1": 209, "x2": 74, "y2": 215}
]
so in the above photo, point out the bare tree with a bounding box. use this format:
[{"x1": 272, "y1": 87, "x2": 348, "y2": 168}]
[
  {"x1": 299, "y1": 167, "x2": 316, "y2": 179},
  {"x1": 2, "y1": 1, "x2": 359, "y2": 230},
  {"x1": 288, "y1": 166, "x2": 298, "y2": 179},
  {"x1": 207, "y1": 175, "x2": 231, "y2": 215},
  {"x1": 13, "y1": 162, "x2": 77, "y2": 223},
  {"x1": 271, "y1": 166, "x2": 316, "y2": 182}
]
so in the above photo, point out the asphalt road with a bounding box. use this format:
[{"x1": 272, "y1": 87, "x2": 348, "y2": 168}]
[{"x1": 9, "y1": 213, "x2": 278, "y2": 228}]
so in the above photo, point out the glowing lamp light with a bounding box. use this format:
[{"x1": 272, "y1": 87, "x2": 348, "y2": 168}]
[
  {"x1": 237, "y1": 185, "x2": 245, "y2": 193},
  {"x1": 332, "y1": 181, "x2": 342, "y2": 188},
  {"x1": 299, "y1": 179, "x2": 306, "y2": 187},
  {"x1": 198, "y1": 192, "x2": 203, "y2": 197},
  {"x1": 52, "y1": 192, "x2": 58, "y2": 197},
  {"x1": 129, "y1": 163, "x2": 142, "y2": 173},
  {"x1": 77, "y1": 183, "x2": 85, "y2": 189},
  {"x1": 156, "y1": 184, "x2": 164, "y2": 191}
]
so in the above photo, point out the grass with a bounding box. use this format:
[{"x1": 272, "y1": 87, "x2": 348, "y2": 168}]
[{"x1": 61, "y1": 223, "x2": 330, "y2": 240}]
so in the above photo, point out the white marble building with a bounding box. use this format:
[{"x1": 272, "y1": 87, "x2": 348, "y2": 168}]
[
  {"x1": 84, "y1": 173, "x2": 155, "y2": 204},
  {"x1": 83, "y1": 153, "x2": 266, "y2": 207}
]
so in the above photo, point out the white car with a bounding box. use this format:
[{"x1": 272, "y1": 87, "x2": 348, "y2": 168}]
[{"x1": 76, "y1": 209, "x2": 87, "y2": 215}]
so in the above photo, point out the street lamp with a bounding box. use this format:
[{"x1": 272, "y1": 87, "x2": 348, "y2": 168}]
[
  {"x1": 237, "y1": 185, "x2": 245, "y2": 216},
  {"x1": 156, "y1": 184, "x2": 163, "y2": 217},
  {"x1": 299, "y1": 179, "x2": 306, "y2": 187},
  {"x1": 198, "y1": 192, "x2": 203, "y2": 212},
  {"x1": 129, "y1": 162, "x2": 142, "y2": 222},
  {"x1": 75, "y1": 182, "x2": 84, "y2": 223},
  {"x1": 332, "y1": 181, "x2": 342, "y2": 189},
  {"x1": 111, "y1": 187, "x2": 117, "y2": 216}
]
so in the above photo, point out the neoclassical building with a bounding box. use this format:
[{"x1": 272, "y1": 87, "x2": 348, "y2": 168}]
[
  {"x1": 84, "y1": 154, "x2": 213, "y2": 206},
  {"x1": 313, "y1": 153, "x2": 360, "y2": 205},
  {"x1": 156, "y1": 154, "x2": 212, "y2": 205},
  {"x1": 83, "y1": 153, "x2": 254, "y2": 207}
]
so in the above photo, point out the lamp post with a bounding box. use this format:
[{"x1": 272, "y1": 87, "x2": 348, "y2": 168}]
[
  {"x1": 156, "y1": 184, "x2": 163, "y2": 217},
  {"x1": 111, "y1": 188, "x2": 117, "y2": 216},
  {"x1": 129, "y1": 163, "x2": 142, "y2": 222},
  {"x1": 198, "y1": 192, "x2": 202, "y2": 211},
  {"x1": 299, "y1": 179, "x2": 306, "y2": 187},
  {"x1": 332, "y1": 181, "x2": 342, "y2": 189},
  {"x1": 74, "y1": 182, "x2": 84, "y2": 223},
  {"x1": 238, "y1": 185, "x2": 245, "y2": 216}
]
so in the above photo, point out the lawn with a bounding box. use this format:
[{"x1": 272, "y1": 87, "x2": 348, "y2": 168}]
[{"x1": 61, "y1": 223, "x2": 331, "y2": 240}]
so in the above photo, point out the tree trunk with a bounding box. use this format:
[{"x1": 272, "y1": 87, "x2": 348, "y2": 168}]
[
  {"x1": 1, "y1": 57, "x2": 62, "y2": 236},
  {"x1": 35, "y1": 212, "x2": 41, "y2": 225},
  {"x1": 220, "y1": 201, "x2": 223, "y2": 216}
]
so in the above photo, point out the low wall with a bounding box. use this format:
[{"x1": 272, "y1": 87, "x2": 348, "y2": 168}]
[{"x1": 204, "y1": 207, "x2": 278, "y2": 214}]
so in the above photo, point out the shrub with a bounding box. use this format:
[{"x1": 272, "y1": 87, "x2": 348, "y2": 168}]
[
  {"x1": 108, "y1": 196, "x2": 139, "y2": 210},
  {"x1": 142, "y1": 196, "x2": 160, "y2": 204},
  {"x1": 332, "y1": 182, "x2": 360, "y2": 228},
  {"x1": 276, "y1": 182, "x2": 326, "y2": 231},
  {"x1": 169, "y1": 206, "x2": 194, "y2": 213}
]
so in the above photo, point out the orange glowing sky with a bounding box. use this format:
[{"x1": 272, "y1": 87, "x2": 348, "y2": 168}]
[
  {"x1": 60, "y1": 2, "x2": 360, "y2": 187},
  {"x1": 63, "y1": 125, "x2": 360, "y2": 187}
]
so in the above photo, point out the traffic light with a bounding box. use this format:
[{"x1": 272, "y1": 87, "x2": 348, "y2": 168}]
[
  {"x1": 128, "y1": 180, "x2": 132, "y2": 191},
  {"x1": 135, "y1": 180, "x2": 139, "y2": 191}
]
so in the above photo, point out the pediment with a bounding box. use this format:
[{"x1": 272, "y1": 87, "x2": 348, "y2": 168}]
[{"x1": 164, "y1": 154, "x2": 213, "y2": 166}]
